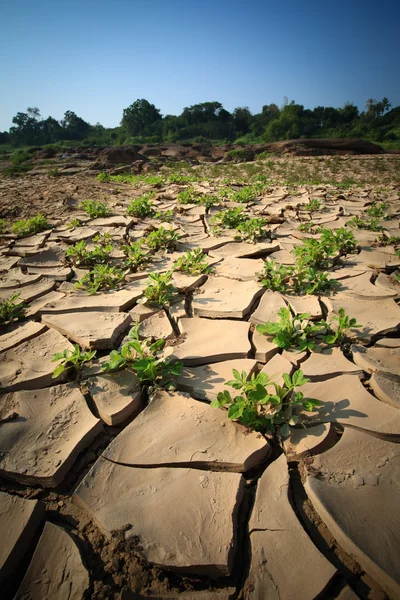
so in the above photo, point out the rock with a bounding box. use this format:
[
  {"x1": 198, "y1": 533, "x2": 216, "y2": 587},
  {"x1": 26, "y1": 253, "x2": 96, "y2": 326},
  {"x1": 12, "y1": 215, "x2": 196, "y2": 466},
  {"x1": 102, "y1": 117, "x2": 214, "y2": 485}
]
[
  {"x1": 40, "y1": 281, "x2": 146, "y2": 314},
  {"x1": 0, "y1": 321, "x2": 47, "y2": 353},
  {"x1": 283, "y1": 423, "x2": 337, "y2": 459},
  {"x1": 169, "y1": 318, "x2": 251, "y2": 365},
  {"x1": 300, "y1": 374, "x2": 400, "y2": 437},
  {"x1": 129, "y1": 304, "x2": 160, "y2": 323},
  {"x1": 375, "y1": 337, "x2": 400, "y2": 348},
  {"x1": 284, "y1": 294, "x2": 322, "y2": 318},
  {"x1": 0, "y1": 256, "x2": 20, "y2": 272},
  {"x1": 15, "y1": 521, "x2": 89, "y2": 599},
  {"x1": 26, "y1": 266, "x2": 74, "y2": 281},
  {"x1": 0, "y1": 271, "x2": 42, "y2": 289},
  {"x1": 192, "y1": 277, "x2": 264, "y2": 319},
  {"x1": 249, "y1": 290, "x2": 287, "y2": 325},
  {"x1": 57, "y1": 227, "x2": 99, "y2": 243},
  {"x1": 252, "y1": 329, "x2": 280, "y2": 362},
  {"x1": 281, "y1": 348, "x2": 308, "y2": 367},
  {"x1": 42, "y1": 311, "x2": 132, "y2": 349},
  {"x1": 24, "y1": 290, "x2": 65, "y2": 319},
  {"x1": 301, "y1": 347, "x2": 363, "y2": 380},
  {"x1": 338, "y1": 272, "x2": 397, "y2": 299},
  {"x1": 267, "y1": 248, "x2": 296, "y2": 265},
  {"x1": 176, "y1": 359, "x2": 257, "y2": 402},
  {"x1": 344, "y1": 248, "x2": 400, "y2": 271},
  {"x1": 245, "y1": 455, "x2": 336, "y2": 599},
  {"x1": 0, "y1": 328, "x2": 75, "y2": 392},
  {"x1": 169, "y1": 298, "x2": 187, "y2": 322},
  {"x1": 213, "y1": 256, "x2": 264, "y2": 281},
  {"x1": 138, "y1": 310, "x2": 174, "y2": 340},
  {"x1": 0, "y1": 384, "x2": 102, "y2": 486},
  {"x1": 172, "y1": 272, "x2": 207, "y2": 293},
  {"x1": 19, "y1": 244, "x2": 67, "y2": 268},
  {"x1": 352, "y1": 345, "x2": 400, "y2": 379},
  {"x1": 102, "y1": 388, "x2": 270, "y2": 471},
  {"x1": 369, "y1": 373, "x2": 400, "y2": 408},
  {"x1": 75, "y1": 461, "x2": 244, "y2": 577},
  {"x1": 178, "y1": 236, "x2": 234, "y2": 254},
  {"x1": 209, "y1": 241, "x2": 279, "y2": 259},
  {"x1": 87, "y1": 371, "x2": 142, "y2": 425},
  {"x1": 88, "y1": 216, "x2": 133, "y2": 227},
  {"x1": 321, "y1": 295, "x2": 400, "y2": 341},
  {"x1": 305, "y1": 428, "x2": 400, "y2": 599},
  {"x1": 374, "y1": 272, "x2": 400, "y2": 294},
  {"x1": 0, "y1": 492, "x2": 45, "y2": 583},
  {"x1": 0, "y1": 279, "x2": 55, "y2": 303}
]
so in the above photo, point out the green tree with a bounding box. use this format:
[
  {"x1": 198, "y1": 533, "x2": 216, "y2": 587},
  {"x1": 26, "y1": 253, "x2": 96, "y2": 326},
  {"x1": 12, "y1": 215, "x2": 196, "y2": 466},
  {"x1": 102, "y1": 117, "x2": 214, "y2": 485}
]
[{"x1": 121, "y1": 99, "x2": 162, "y2": 137}]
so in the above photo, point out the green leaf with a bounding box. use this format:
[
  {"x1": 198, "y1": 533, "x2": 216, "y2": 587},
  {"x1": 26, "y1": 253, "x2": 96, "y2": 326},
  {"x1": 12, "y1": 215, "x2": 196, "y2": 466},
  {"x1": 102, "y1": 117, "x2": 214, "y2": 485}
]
[
  {"x1": 302, "y1": 398, "x2": 323, "y2": 412},
  {"x1": 292, "y1": 370, "x2": 308, "y2": 387},
  {"x1": 323, "y1": 334, "x2": 337, "y2": 345},
  {"x1": 282, "y1": 373, "x2": 292, "y2": 388},
  {"x1": 279, "y1": 423, "x2": 290, "y2": 438},
  {"x1": 248, "y1": 384, "x2": 268, "y2": 402},
  {"x1": 228, "y1": 402, "x2": 244, "y2": 420},
  {"x1": 52, "y1": 350, "x2": 68, "y2": 362},
  {"x1": 52, "y1": 364, "x2": 66, "y2": 378}
]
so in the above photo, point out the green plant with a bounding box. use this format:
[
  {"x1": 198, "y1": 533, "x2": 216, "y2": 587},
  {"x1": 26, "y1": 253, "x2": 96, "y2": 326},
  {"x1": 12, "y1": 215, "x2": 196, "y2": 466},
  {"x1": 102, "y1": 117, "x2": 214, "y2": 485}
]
[
  {"x1": 102, "y1": 323, "x2": 182, "y2": 387},
  {"x1": 96, "y1": 172, "x2": 112, "y2": 182},
  {"x1": 0, "y1": 219, "x2": 6, "y2": 234},
  {"x1": 12, "y1": 214, "x2": 49, "y2": 237},
  {"x1": 126, "y1": 193, "x2": 155, "y2": 218},
  {"x1": 199, "y1": 195, "x2": 219, "y2": 209},
  {"x1": 0, "y1": 293, "x2": 29, "y2": 325},
  {"x1": 256, "y1": 308, "x2": 326, "y2": 351},
  {"x1": 292, "y1": 237, "x2": 337, "y2": 269},
  {"x1": 303, "y1": 199, "x2": 322, "y2": 213},
  {"x1": 298, "y1": 222, "x2": 324, "y2": 234},
  {"x1": 235, "y1": 217, "x2": 268, "y2": 243},
  {"x1": 176, "y1": 187, "x2": 199, "y2": 204},
  {"x1": 347, "y1": 215, "x2": 382, "y2": 232},
  {"x1": 145, "y1": 227, "x2": 178, "y2": 251},
  {"x1": 377, "y1": 234, "x2": 400, "y2": 248},
  {"x1": 321, "y1": 227, "x2": 357, "y2": 256},
  {"x1": 211, "y1": 368, "x2": 322, "y2": 438},
  {"x1": 122, "y1": 241, "x2": 152, "y2": 272},
  {"x1": 210, "y1": 206, "x2": 246, "y2": 230},
  {"x1": 322, "y1": 307, "x2": 362, "y2": 344},
  {"x1": 173, "y1": 248, "x2": 210, "y2": 275},
  {"x1": 48, "y1": 167, "x2": 59, "y2": 177},
  {"x1": 66, "y1": 217, "x2": 83, "y2": 229},
  {"x1": 92, "y1": 232, "x2": 114, "y2": 246},
  {"x1": 80, "y1": 199, "x2": 110, "y2": 218},
  {"x1": 155, "y1": 209, "x2": 174, "y2": 222},
  {"x1": 66, "y1": 240, "x2": 112, "y2": 267},
  {"x1": 260, "y1": 259, "x2": 292, "y2": 293},
  {"x1": 366, "y1": 202, "x2": 386, "y2": 218},
  {"x1": 168, "y1": 173, "x2": 198, "y2": 184},
  {"x1": 231, "y1": 185, "x2": 259, "y2": 203},
  {"x1": 52, "y1": 344, "x2": 96, "y2": 378},
  {"x1": 141, "y1": 271, "x2": 176, "y2": 306},
  {"x1": 75, "y1": 264, "x2": 125, "y2": 294}
]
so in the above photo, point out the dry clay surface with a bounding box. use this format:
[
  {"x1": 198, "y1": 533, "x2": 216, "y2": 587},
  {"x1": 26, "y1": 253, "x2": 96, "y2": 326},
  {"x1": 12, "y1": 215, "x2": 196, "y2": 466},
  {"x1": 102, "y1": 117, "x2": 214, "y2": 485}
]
[{"x1": 0, "y1": 156, "x2": 399, "y2": 599}]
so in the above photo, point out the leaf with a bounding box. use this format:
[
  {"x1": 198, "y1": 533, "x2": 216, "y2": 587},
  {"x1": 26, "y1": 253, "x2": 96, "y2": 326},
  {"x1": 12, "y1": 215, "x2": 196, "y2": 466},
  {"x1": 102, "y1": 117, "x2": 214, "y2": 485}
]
[
  {"x1": 323, "y1": 334, "x2": 336, "y2": 345},
  {"x1": 210, "y1": 399, "x2": 222, "y2": 409},
  {"x1": 302, "y1": 398, "x2": 323, "y2": 412},
  {"x1": 292, "y1": 370, "x2": 308, "y2": 387},
  {"x1": 248, "y1": 384, "x2": 268, "y2": 402},
  {"x1": 169, "y1": 362, "x2": 183, "y2": 375},
  {"x1": 279, "y1": 423, "x2": 290, "y2": 438},
  {"x1": 52, "y1": 364, "x2": 66, "y2": 378},
  {"x1": 52, "y1": 351, "x2": 67, "y2": 362},
  {"x1": 282, "y1": 373, "x2": 292, "y2": 388},
  {"x1": 150, "y1": 339, "x2": 165, "y2": 353},
  {"x1": 289, "y1": 415, "x2": 299, "y2": 426},
  {"x1": 228, "y1": 402, "x2": 244, "y2": 420}
]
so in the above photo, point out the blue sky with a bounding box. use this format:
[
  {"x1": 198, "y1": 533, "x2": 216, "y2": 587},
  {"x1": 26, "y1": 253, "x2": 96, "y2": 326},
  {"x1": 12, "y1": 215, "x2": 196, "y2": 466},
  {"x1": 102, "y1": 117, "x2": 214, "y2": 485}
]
[{"x1": 1, "y1": 0, "x2": 399, "y2": 130}]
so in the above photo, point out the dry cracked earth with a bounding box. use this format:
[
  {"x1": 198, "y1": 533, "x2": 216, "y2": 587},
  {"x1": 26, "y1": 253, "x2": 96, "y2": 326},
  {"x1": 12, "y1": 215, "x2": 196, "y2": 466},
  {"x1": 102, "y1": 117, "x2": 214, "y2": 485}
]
[{"x1": 0, "y1": 154, "x2": 399, "y2": 600}]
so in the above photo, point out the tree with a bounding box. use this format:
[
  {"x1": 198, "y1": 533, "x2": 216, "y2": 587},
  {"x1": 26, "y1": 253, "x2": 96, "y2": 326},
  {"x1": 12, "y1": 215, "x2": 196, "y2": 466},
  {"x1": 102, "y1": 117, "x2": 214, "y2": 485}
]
[
  {"x1": 61, "y1": 111, "x2": 91, "y2": 140},
  {"x1": 232, "y1": 107, "x2": 253, "y2": 135},
  {"x1": 121, "y1": 99, "x2": 162, "y2": 137}
]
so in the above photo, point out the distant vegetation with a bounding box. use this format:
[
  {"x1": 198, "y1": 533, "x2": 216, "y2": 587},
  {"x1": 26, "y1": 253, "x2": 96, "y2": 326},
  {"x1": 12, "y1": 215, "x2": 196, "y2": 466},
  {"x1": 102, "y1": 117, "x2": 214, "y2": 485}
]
[{"x1": 0, "y1": 97, "x2": 399, "y2": 150}]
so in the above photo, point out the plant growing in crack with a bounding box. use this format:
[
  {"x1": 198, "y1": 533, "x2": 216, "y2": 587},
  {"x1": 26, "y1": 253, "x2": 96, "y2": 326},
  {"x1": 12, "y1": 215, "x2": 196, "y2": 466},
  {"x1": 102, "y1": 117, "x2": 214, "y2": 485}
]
[
  {"x1": 210, "y1": 206, "x2": 246, "y2": 233},
  {"x1": 256, "y1": 306, "x2": 362, "y2": 351},
  {"x1": 126, "y1": 193, "x2": 155, "y2": 218},
  {"x1": 102, "y1": 323, "x2": 183, "y2": 388},
  {"x1": 0, "y1": 293, "x2": 30, "y2": 325},
  {"x1": 66, "y1": 240, "x2": 113, "y2": 267},
  {"x1": 80, "y1": 199, "x2": 110, "y2": 218},
  {"x1": 139, "y1": 271, "x2": 177, "y2": 306},
  {"x1": 75, "y1": 264, "x2": 125, "y2": 294},
  {"x1": 144, "y1": 227, "x2": 178, "y2": 251},
  {"x1": 211, "y1": 368, "x2": 323, "y2": 440},
  {"x1": 52, "y1": 344, "x2": 96, "y2": 379},
  {"x1": 122, "y1": 240, "x2": 152, "y2": 272},
  {"x1": 12, "y1": 214, "x2": 49, "y2": 237},
  {"x1": 235, "y1": 217, "x2": 268, "y2": 243},
  {"x1": 173, "y1": 248, "x2": 210, "y2": 275}
]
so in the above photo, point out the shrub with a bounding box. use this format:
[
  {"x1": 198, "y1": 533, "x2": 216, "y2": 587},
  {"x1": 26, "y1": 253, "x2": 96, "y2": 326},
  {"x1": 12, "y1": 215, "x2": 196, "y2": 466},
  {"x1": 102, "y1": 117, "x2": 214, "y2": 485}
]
[
  {"x1": 80, "y1": 199, "x2": 110, "y2": 218},
  {"x1": 140, "y1": 271, "x2": 176, "y2": 306},
  {"x1": 126, "y1": 193, "x2": 155, "y2": 218},
  {"x1": 144, "y1": 227, "x2": 178, "y2": 251},
  {"x1": 173, "y1": 248, "x2": 210, "y2": 275},
  {"x1": 75, "y1": 264, "x2": 125, "y2": 294},
  {"x1": 12, "y1": 214, "x2": 49, "y2": 237}
]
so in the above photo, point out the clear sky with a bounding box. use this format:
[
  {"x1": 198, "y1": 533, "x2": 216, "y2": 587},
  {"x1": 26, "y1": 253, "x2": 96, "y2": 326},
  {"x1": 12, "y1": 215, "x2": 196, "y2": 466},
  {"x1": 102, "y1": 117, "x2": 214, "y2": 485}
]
[{"x1": 1, "y1": 0, "x2": 399, "y2": 131}]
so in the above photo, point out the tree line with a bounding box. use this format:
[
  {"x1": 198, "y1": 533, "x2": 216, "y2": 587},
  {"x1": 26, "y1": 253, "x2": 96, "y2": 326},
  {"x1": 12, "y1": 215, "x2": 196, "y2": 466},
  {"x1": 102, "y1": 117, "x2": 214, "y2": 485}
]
[{"x1": 0, "y1": 97, "x2": 398, "y2": 149}]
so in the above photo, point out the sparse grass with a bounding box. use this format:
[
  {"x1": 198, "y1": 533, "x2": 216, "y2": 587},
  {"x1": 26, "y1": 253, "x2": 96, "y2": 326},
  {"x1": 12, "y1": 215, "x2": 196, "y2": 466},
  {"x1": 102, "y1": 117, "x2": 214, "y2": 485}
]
[
  {"x1": 12, "y1": 214, "x2": 49, "y2": 236},
  {"x1": 80, "y1": 199, "x2": 110, "y2": 218}
]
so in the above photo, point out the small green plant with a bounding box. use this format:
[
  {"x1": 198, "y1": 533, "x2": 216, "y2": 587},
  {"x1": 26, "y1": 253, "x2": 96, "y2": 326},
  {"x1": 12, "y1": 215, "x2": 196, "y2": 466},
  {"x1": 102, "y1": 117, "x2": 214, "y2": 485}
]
[
  {"x1": 303, "y1": 199, "x2": 322, "y2": 213},
  {"x1": 96, "y1": 172, "x2": 112, "y2": 182},
  {"x1": 173, "y1": 248, "x2": 210, "y2": 275},
  {"x1": 0, "y1": 219, "x2": 6, "y2": 234},
  {"x1": 231, "y1": 186, "x2": 259, "y2": 203},
  {"x1": 155, "y1": 209, "x2": 174, "y2": 222},
  {"x1": 80, "y1": 199, "x2": 110, "y2": 218},
  {"x1": 256, "y1": 306, "x2": 361, "y2": 351},
  {"x1": 211, "y1": 368, "x2": 322, "y2": 438},
  {"x1": 298, "y1": 222, "x2": 324, "y2": 234},
  {"x1": 145, "y1": 227, "x2": 178, "y2": 251},
  {"x1": 102, "y1": 323, "x2": 183, "y2": 387},
  {"x1": 256, "y1": 308, "x2": 326, "y2": 352},
  {"x1": 92, "y1": 232, "x2": 114, "y2": 246},
  {"x1": 377, "y1": 234, "x2": 400, "y2": 249},
  {"x1": 321, "y1": 227, "x2": 357, "y2": 256},
  {"x1": 0, "y1": 293, "x2": 29, "y2": 325},
  {"x1": 347, "y1": 215, "x2": 382, "y2": 232},
  {"x1": 140, "y1": 271, "x2": 176, "y2": 306},
  {"x1": 75, "y1": 265, "x2": 125, "y2": 294},
  {"x1": 168, "y1": 173, "x2": 197, "y2": 184},
  {"x1": 235, "y1": 217, "x2": 268, "y2": 243},
  {"x1": 66, "y1": 217, "x2": 83, "y2": 229},
  {"x1": 210, "y1": 206, "x2": 246, "y2": 230},
  {"x1": 52, "y1": 344, "x2": 96, "y2": 378},
  {"x1": 292, "y1": 237, "x2": 337, "y2": 269},
  {"x1": 366, "y1": 202, "x2": 386, "y2": 218},
  {"x1": 66, "y1": 240, "x2": 112, "y2": 267},
  {"x1": 122, "y1": 241, "x2": 152, "y2": 272},
  {"x1": 126, "y1": 193, "x2": 155, "y2": 218},
  {"x1": 12, "y1": 214, "x2": 49, "y2": 237},
  {"x1": 176, "y1": 187, "x2": 199, "y2": 204},
  {"x1": 48, "y1": 168, "x2": 59, "y2": 177},
  {"x1": 199, "y1": 195, "x2": 219, "y2": 209}
]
